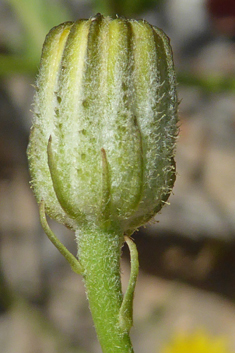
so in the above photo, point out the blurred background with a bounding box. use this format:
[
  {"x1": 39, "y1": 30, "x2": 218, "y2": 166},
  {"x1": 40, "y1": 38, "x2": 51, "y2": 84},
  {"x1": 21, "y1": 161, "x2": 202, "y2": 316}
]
[{"x1": 0, "y1": 0, "x2": 235, "y2": 352}]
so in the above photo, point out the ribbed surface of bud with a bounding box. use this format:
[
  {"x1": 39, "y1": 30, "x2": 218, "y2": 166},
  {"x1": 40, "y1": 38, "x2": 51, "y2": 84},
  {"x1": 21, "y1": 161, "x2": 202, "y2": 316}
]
[{"x1": 27, "y1": 14, "x2": 178, "y2": 233}]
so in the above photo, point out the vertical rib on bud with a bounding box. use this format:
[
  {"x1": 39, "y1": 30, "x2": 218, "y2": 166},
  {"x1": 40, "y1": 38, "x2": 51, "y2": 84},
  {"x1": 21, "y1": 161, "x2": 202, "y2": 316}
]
[{"x1": 27, "y1": 14, "x2": 178, "y2": 233}]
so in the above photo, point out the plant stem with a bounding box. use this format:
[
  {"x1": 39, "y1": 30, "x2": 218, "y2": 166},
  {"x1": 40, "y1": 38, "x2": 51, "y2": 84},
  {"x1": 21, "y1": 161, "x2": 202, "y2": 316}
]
[{"x1": 76, "y1": 226, "x2": 134, "y2": 353}]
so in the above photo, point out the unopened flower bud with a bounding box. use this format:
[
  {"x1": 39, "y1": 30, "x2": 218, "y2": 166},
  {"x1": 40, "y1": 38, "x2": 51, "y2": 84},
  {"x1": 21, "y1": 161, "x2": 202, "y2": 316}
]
[{"x1": 27, "y1": 14, "x2": 178, "y2": 233}]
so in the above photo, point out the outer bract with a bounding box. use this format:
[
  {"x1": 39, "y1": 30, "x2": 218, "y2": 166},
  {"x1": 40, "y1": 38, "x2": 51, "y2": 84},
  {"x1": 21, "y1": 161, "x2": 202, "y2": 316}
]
[{"x1": 27, "y1": 13, "x2": 178, "y2": 234}]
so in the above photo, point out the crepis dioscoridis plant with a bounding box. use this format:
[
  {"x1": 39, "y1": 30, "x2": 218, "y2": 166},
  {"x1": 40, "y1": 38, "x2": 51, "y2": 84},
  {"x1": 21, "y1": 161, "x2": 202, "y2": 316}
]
[{"x1": 27, "y1": 13, "x2": 178, "y2": 353}]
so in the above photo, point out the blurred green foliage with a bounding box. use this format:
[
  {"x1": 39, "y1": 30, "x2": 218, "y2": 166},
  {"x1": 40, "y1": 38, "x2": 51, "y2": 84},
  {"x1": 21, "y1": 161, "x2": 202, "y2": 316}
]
[
  {"x1": 1, "y1": 0, "x2": 70, "y2": 76},
  {"x1": 91, "y1": 0, "x2": 163, "y2": 17}
]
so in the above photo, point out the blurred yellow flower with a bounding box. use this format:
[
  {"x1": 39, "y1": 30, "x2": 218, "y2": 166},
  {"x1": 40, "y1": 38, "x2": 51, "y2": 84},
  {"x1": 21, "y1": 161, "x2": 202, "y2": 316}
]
[{"x1": 161, "y1": 330, "x2": 232, "y2": 353}]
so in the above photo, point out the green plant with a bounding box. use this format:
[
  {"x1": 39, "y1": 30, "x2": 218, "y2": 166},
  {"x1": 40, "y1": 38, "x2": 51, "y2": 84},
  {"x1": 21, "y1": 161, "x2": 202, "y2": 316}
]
[
  {"x1": 91, "y1": 0, "x2": 163, "y2": 17},
  {"x1": 27, "y1": 13, "x2": 178, "y2": 353},
  {"x1": 1, "y1": 0, "x2": 69, "y2": 76}
]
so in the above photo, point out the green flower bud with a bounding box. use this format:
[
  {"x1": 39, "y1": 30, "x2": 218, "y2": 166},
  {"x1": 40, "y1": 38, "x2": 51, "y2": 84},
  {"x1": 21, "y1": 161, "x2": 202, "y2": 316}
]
[{"x1": 27, "y1": 14, "x2": 178, "y2": 234}]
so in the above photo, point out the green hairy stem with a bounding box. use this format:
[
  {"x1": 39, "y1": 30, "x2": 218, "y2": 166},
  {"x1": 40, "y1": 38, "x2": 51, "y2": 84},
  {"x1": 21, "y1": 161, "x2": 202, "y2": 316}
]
[
  {"x1": 39, "y1": 207, "x2": 139, "y2": 352},
  {"x1": 76, "y1": 226, "x2": 135, "y2": 353}
]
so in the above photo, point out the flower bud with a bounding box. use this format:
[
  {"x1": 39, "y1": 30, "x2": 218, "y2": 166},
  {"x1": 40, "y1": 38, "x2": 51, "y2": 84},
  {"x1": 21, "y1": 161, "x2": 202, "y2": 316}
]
[{"x1": 27, "y1": 14, "x2": 178, "y2": 233}]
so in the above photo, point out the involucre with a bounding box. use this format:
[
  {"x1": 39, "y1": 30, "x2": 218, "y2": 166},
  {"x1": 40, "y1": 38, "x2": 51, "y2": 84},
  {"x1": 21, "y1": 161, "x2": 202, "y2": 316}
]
[{"x1": 27, "y1": 14, "x2": 178, "y2": 234}]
